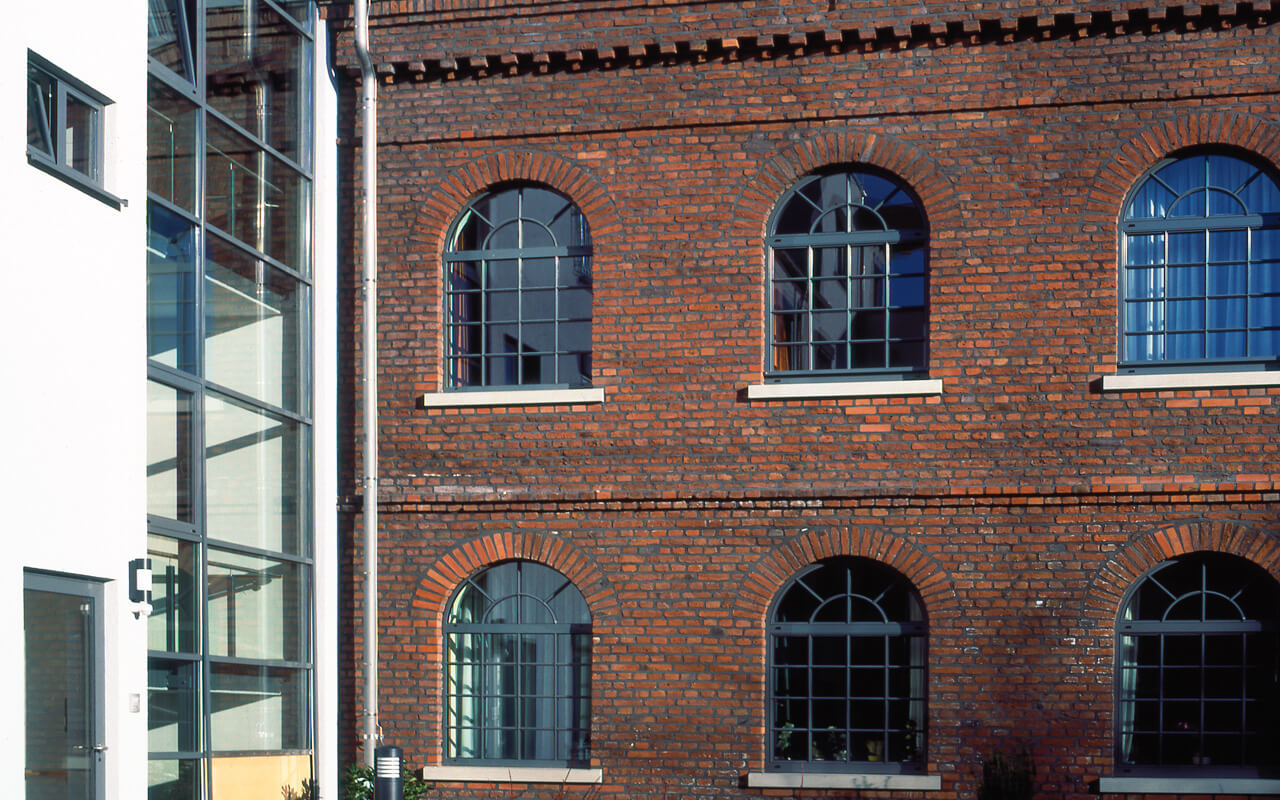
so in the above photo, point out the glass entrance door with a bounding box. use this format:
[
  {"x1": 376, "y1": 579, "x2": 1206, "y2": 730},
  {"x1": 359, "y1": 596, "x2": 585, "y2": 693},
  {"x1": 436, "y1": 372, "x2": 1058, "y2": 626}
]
[{"x1": 25, "y1": 573, "x2": 105, "y2": 800}]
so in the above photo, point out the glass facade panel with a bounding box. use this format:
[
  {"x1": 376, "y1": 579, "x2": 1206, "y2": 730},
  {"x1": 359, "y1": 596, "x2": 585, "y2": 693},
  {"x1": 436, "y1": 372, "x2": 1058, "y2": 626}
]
[
  {"x1": 147, "y1": 3, "x2": 315, "y2": 796},
  {"x1": 148, "y1": 204, "x2": 198, "y2": 372},
  {"x1": 149, "y1": 535, "x2": 198, "y2": 653},
  {"x1": 149, "y1": 758, "x2": 200, "y2": 800},
  {"x1": 206, "y1": 1, "x2": 308, "y2": 163},
  {"x1": 206, "y1": 117, "x2": 308, "y2": 271},
  {"x1": 209, "y1": 664, "x2": 309, "y2": 751},
  {"x1": 147, "y1": 381, "x2": 194, "y2": 522},
  {"x1": 205, "y1": 392, "x2": 305, "y2": 554},
  {"x1": 207, "y1": 548, "x2": 308, "y2": 661},
  {"x1": 205, "y1": 235, "x2": 306, "y2": 411},
  {"x1": 148, "y1": 78, "x2": 199, "y2": 213},
  {"x1": 149, "y1": 658, "x2": 199, "y2": 752}
]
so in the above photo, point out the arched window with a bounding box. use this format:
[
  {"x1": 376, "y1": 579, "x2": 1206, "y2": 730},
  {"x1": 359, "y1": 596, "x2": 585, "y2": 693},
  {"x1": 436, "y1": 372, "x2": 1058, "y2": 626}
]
[
  {"x1": 444, "y1": 184, "x2": 592, "y2": 389},
  {"x1": 444, "y1": 561, "x2": 591, "y2": 765},
  {"x1": 766, "y1": 169, "x2": 928, "y2": 378},
  {"x1": 768, "y1": 557, "x2": 926, "y2": 772},
  {"x1": 1117, "y1": 553, "x2": 1280, "y2": 774},
  {"x1": 1120, "y1": 151, "x2": 1280, "y2": 366}
]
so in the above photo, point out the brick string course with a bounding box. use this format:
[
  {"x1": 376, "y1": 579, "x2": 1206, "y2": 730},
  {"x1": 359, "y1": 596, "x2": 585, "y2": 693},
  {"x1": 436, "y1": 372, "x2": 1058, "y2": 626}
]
[{"x1": 329, "y1": 0, "x2": 1280, "y2": 797}]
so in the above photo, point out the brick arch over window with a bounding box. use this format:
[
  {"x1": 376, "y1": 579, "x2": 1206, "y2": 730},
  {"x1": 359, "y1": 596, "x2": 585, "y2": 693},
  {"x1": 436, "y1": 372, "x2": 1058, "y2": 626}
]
[
  {"x1": 730, "y1": 129, "x2": 961, "y2": 242},
  {"x1": 735, "y1": 526, "x2": 960, "y2": 624},
  {"x1": 411, "y1": 149, "x2": 625, "y2": 255},
  {"x1": 1081, "y1": 520, "x2": 1280, "y2": 624},
  {"x1": 1082, "y1": 111, "x2": 1280, "y2": 228},
  {"x1": 411, "y1": 531, "x2": 620, "y2": 659}
]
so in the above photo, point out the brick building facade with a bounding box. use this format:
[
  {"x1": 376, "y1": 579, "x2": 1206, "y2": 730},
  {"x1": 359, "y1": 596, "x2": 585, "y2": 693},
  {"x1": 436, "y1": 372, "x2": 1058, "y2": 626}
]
[{"x1": 330, "y1": 1, "x2": 1280, "y2": 797}]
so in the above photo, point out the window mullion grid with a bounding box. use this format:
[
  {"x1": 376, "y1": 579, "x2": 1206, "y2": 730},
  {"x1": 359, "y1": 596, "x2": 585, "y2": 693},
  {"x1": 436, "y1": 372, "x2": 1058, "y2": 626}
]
[
  {"x1": 882, "y1": 243, "x2": 892, "y2": 370},
  {"x1": 845, "y1": 243, "x2": 854, "y2": 371},
  {"x1": 806, "y1": 246, "x2": 816, "y2": 371},
  {"x1": 553, "y1": 254, "x2": 561, "y2": 386}
]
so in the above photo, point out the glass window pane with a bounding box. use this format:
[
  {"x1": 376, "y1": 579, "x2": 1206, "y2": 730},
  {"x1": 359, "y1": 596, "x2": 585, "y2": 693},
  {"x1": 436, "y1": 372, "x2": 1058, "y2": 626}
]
[
  {"x1": 148, "y1": 203, "x2": 198, "y2": 371},
  {"x1": 147, "y1": 381, "x2": 194, "y2": 522},
  {"x1": 210, "y1": 754, "x2": 313, "y2": 800},
  {"x1": 64, "y1": 93, "x2": 99, "y2": 179},
  {"x1": 210, "y1": 665, "x2": 309, "y2": 751},
  {"x1": 205, "y1": 235, "x2": 305, "y2": 412},
  {"x1": 205, "y1": 392, "x2": 306, "y2": 554},
  {"x1": 148, "y1": 0, "x2": 194, "y2": 78},
  {"x1": 206, "y1": 2, "x2": 308, "y2": 163},
  {"x1": 206, "y1": 118, "x2": 308, "y2": 271},
  {"x1": 148, "y1": 535, "x2": 197, "y2": 653},
  {"x1": 149, "y1": 759, "x2": 199, "y2": 800},
  {"x1": 148, "y1": 659, "x2": 198, "y2": 752},
  {"x1": 207, "y1": 549, "x2": 308, "y2": 661},
  {"x1": 148, "y1": 77, "x2": 199, "y2": 213}
]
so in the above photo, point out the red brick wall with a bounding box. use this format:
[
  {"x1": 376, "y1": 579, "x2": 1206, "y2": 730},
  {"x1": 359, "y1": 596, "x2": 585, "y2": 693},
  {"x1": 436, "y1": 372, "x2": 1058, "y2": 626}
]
[{"x1": 333, "y1": 2, "x2": 1280, "y2": 797}]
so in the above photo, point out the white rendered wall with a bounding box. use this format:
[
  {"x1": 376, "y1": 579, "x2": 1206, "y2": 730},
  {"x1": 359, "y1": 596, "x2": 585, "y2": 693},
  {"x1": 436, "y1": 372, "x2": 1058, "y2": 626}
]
[
  {"x1": 313, "y1": 15, "x2": 340, "y2": 800},
  {"x1": 0, "y1": 3, "x2": 148, "y2": 800}
]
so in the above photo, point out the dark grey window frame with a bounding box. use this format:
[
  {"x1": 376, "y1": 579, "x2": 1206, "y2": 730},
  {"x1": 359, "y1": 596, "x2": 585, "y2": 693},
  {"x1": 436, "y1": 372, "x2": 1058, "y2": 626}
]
[
  {"x1": 765, "y1": 168, "x2": 929, "y2": 382},
  {"x1": 1118, "y1": 149, "x2": 1280, "y2": 372},
  {"x1": 1114, "y1": 553, "x2": 1280, "y2": 778},
  {"x1": 766, "y1": 557, "x2": 928, "y2": 774},
  {"x1": 442, "y1": 184, "x2": 594, "y2": 391},
  {"x1": 442, "y1": 560, "x2": 592, "y2": 767},
  {"x1": 145, "y1": 2, "x2": 318, "y2": 796},
  {"x1": 26, "y1": 51, "x2": 124, "y2": 209}
]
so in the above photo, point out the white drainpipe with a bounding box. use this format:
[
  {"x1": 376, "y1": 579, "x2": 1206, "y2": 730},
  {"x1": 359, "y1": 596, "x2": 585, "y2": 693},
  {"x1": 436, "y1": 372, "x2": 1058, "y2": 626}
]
[{"x1": 354, "y1": 0, "x2": 380, "y2": 769}]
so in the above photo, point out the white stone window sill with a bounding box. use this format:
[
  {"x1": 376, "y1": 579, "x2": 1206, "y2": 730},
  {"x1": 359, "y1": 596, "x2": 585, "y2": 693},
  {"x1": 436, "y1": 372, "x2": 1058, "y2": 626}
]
[
  {"x1": 419, "y1": 765, "x2": 603, "y2": 784},
  {"x1": 1101, "y1": 370, "x2": 1280, "y2": 392},
  {"x1": 746, "y1": 378, "x2": 943, "y2": 400},
  {"x1": 420, "y1": 387, "x2": 605, "y2": 408},
  {"x1": 1097, "y1": 777, "x2": 1280, "y2": 794},
  {"x1": 746, "y1": 772, "x2": 942, "y2": 790}
]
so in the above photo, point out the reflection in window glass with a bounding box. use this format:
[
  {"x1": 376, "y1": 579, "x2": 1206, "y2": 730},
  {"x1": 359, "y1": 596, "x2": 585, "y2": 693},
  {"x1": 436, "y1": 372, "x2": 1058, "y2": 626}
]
[
  {"x1": 767, "y1": 170, "x2": 929, "y2": 376},
  {"x1": 148, "y1": 0, "x2": 195, "y2": 78},
  {"x1": 148, "y1": 204, "x2": 198, "y2": 372},
  {"x1": 210, "y1": 664, "x2": 309, "y2": 751},
  {"x1": 149, "y1": 759, "x2": 199, "y2": 800},
  {"x1": 206, "y1": 118, "x2": 308, "y2": 271},
  {"x1": 148, "y1": 535, "x2": 198, "y2": 652},
  {"x1": 207, "y1": 548, "x2": 308, "y2": 661},
  {"x1": 205, "y1": 392, "x2": 305, "y2": 554},
  {"x1": 445, "y1": 185, "x2": 593, "y2": 389},
  {"x1": 148, "y1": 77, "x2": 199, "y2": 213},
  {"x1": 205, "y1": 1, "x2": 307, "y2": 164},
  {"x1": 147, "y1": 381, "x2": 194, "y2": 522},
  {"x1": 205, "y1": 234, "x2": 305, "y2": 412}
]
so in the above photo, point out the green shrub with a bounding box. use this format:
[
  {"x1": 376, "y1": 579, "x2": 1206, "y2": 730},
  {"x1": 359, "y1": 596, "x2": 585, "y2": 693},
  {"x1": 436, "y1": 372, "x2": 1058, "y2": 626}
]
[{"x1": 342, "y1": 764, "x2": 432, "y2": 800}]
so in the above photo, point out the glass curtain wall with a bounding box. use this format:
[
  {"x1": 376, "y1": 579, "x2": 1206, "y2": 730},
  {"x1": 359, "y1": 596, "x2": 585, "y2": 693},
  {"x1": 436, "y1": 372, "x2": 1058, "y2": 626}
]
[{"x1": 146, "y1": 2, "x2": 315, "y2": 798}]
